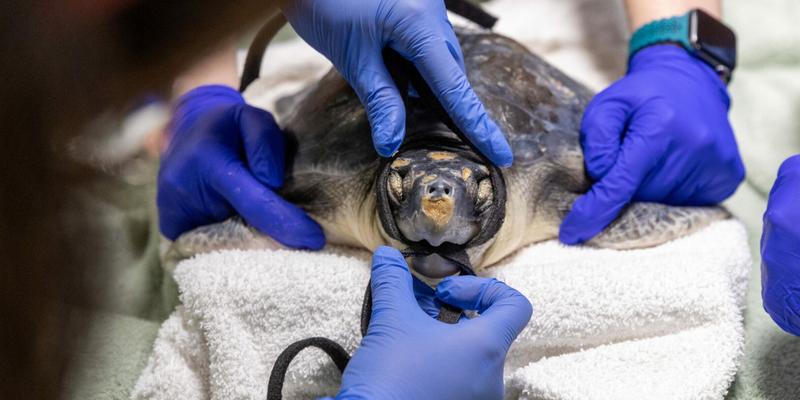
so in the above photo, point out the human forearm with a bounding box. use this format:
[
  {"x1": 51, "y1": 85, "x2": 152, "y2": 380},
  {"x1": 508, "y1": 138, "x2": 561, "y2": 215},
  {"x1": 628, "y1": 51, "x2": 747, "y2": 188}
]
[{"x1": 624, "y1": 0, "x2": 721, "y2": 31}]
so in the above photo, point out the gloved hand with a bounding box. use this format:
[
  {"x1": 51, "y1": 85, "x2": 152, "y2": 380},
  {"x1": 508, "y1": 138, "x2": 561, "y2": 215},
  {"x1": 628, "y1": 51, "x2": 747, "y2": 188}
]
[
  {"x1": 761, "y1": 155, "x2": 800, "y2": 336},
  {"x1": 281, "y1": 0, "x2": 513, "y2": 167},
  {"x1": 559, "y1": 45, "x2": 745, "y2": 244},
  {"x1": 157, "y1": 85, "x2": 324, "y2": 248},
  {"x1": 334, "y1": 246, "x2": 532, "y2": 399}
]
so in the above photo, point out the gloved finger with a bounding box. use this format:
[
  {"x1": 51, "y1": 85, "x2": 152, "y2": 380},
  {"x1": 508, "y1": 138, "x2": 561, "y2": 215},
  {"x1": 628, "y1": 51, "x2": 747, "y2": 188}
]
[
  {"x1": 579, "y1": 89, "x2": 630, "y2": 180},
  {"x1": 414, "y1": 277, "x2": 469, "y2": 321},
  {"x1": 392, "y1": 36, "x2": 513, "y2": 167},
  {"x1": 768, "y1": 154, "x2": 800, "y2": 207},
  {"x1": 412, "y1": 276, "x2": 442, "y2": 318},
  {"x1": 436, "y1": 276, "x2": 532, "y2": 345},
  {"x1": 684, "y1": 158, "x2": 744, "y2": 206},
  {"x1": 670, "y1": 119, "x2": 744, "y2": 205},
  {"x1": 761, "y1": 154, "x2": 800, "y2": 335},
  {"x1": 210, "y1": 160, "x2": 325, "y2": 249},
  {"x1": 560, "y1": 107, "x2": 667, "y2": 244},
  {"x1": 435, "y1": 276, "x2": 495, "y2": 311},
  {"x1": 238, "y1": 105, "x2": 285, "y2": 189},
  {"x1": 440, "y1": 20, "x2": 466, "y2": 72},
  {"x1": 351, "y1": 55, "x2": 406, "y2": 157},
  {"x1": 369, "y1": 246, "x2": 419, "y2": 318},
  {"x1": 761, "y1": 156, "x2": 800, "y2": 265},
  {"x1": 763, "y1": 291, "x2": 800, "y2": 336},
  {"x1": 783, "y1": 299, "x2": 800, "y2": 336}
]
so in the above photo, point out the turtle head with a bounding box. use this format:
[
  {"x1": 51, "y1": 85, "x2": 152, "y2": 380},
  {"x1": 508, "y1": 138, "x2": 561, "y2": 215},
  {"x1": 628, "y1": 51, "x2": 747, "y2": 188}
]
[{"x1": 385, "y1": 149, "x2": 494, "y2": 249}]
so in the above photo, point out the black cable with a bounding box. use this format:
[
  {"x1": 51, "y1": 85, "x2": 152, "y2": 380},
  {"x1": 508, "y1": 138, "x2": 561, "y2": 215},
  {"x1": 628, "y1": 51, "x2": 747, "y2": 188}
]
[
  {"x1": 240, "y1": 13, "x2": 286, "y2": 92},
  {"x1": 266, "y1": 337, "x2": 350, "y2": 400},
  {"x1": 444, "y1": 0, "x2": 498, "y2": 29}
]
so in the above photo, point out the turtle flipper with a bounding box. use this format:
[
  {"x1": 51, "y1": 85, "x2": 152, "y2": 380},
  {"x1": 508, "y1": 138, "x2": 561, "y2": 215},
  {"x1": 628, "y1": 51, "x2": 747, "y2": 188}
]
[{"x1": 586, "y1": 203, "x2": 730, "y2": 250}]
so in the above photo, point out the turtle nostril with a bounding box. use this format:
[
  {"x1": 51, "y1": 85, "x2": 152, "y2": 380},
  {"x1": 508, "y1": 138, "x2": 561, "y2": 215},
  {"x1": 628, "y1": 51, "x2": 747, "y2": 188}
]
[{"x1": 426, "y1": 180, "x2": 453, "y2": 197}]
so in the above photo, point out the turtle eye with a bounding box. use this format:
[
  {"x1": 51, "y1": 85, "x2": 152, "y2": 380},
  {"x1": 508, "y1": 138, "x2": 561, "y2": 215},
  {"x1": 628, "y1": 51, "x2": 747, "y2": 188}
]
[
  {"x1": 475, "y1": 177, "x2": 493, "y2": 213},
  {"x1": 390, "y1": 158, "x2": 412, "y2": 173},
  {"x1": 388, "y1": 158, "x2": 412, "y2": 207},
  {"x1": 474, "y1": 165, "x2": 490, "y2": 180},
  {"x1": 388, "y1": 170, "x2": 404, "y2": 206}
]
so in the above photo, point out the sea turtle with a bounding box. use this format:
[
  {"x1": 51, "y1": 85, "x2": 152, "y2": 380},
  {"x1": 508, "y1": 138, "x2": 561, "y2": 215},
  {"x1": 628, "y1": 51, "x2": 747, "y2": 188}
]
[{"x1": 165, "y1": 28, "x2": 727, "y2": 278}]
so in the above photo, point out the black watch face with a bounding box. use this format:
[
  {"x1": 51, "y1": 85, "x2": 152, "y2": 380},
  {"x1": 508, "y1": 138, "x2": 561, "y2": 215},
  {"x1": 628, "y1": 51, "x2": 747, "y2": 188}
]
[{"x1": 693, "y1": 9, "x2": 737, "y2": 70}]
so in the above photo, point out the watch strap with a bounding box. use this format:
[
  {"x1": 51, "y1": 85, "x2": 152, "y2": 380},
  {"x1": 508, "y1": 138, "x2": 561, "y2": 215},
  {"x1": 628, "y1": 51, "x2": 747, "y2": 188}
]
[{"x1": 629, "y1": 12, "x2": 691, "y2": 58}]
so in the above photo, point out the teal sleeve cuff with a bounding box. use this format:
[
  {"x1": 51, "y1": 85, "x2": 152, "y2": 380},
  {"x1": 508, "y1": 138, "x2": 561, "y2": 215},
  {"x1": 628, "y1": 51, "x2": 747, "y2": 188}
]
[{"x1": 629, "y1": 12, "x2": 691, "y2": 58}]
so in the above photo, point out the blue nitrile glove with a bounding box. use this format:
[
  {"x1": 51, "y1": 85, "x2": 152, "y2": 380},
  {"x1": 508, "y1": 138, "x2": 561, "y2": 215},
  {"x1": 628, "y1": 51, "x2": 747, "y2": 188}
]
[
  {"x1": 761, "y1": 155, "x2": 800, "y2": 336},
  {"x1": 559, "y1": 45, "x2": 745, "y2": 244},
  {"x1": 281, "y1": 0, "x2": 513, "y2": 167},
  {"x1": 332, "y1": 246, "x2": 532, "y2": 400},
  {"x1": 157, "y1": 85, "x2": 324, "y2": 248}
]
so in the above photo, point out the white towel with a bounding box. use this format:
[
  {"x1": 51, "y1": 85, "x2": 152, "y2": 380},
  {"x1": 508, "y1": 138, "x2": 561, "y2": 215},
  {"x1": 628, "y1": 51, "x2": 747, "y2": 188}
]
[{"x1": 132, "y1": 220, "x2": 750, "y2": 400}]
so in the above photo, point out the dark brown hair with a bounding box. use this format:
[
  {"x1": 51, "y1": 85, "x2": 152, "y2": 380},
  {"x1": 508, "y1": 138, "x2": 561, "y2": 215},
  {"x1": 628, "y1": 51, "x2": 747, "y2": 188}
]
[{"x1": 0, "y1": 1, "x2": 275, "y2": 398}]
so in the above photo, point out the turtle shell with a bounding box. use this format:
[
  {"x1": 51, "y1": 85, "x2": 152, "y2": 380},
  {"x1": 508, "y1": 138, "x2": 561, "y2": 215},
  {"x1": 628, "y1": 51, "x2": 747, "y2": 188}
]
[{"x1": 275, "y1": 29, "x2": 594, "y2": 233}]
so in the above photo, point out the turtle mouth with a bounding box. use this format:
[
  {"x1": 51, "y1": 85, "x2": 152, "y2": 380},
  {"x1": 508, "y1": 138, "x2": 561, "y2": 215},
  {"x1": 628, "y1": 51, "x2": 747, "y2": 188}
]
[{"x1": 412, "y1": 253, "x2": 463, "y2": 278}]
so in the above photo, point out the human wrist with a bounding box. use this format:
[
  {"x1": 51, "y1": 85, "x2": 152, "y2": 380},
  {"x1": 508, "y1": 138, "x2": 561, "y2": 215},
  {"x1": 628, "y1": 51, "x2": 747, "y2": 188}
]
[
  {"x1": 628, "y1": 44, "x2": 728, "y2": 89},
  {"x1": 627, "y1": 7, "x2": 735, "y2": 84},
  {"x1": 624, "y1": 0, "x2": 721, "y2": 32},
  {"x1": 628, "y1": 44, "x2": 692, "y2": 70}
]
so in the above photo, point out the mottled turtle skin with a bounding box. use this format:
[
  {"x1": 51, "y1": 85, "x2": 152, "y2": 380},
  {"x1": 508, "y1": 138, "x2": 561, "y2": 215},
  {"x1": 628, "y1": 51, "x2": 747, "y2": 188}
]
[{"x1": 167, "y1": 29, "x2": 727, "y2": 275}]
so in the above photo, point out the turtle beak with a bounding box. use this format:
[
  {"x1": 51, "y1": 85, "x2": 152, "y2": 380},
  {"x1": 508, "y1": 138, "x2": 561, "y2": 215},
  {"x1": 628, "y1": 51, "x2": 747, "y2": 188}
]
[
  {"x1": 421, "y1": 177, "x2": 455, "y2": 228},
  {"x1": 414, "y1": 175, "x2": 475, "y2": 247}
]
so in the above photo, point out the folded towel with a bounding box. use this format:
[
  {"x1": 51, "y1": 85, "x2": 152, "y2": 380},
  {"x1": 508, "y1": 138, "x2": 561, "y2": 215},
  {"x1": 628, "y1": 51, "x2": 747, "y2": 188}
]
[{"x1": 132, "y1": 220, "x2": 750, "y2": 400}]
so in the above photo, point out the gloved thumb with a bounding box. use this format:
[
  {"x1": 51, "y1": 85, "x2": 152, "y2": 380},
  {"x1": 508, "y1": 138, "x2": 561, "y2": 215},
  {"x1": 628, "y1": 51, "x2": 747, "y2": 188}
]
[
  {"x1": 210, "y1": 160, "x2": 324, "y2": 249},
  {"x1": 238, "y1": 105, "x2": 285, "y2": 189},
  {"x1": 369, "y1": 246, "x2": 419, "y2": 321},
  {"x1": 351, "y1": 56, "x2": 406, "y2": 157},
  {"x1": 436, "y1": 276, "x2": 532, "y2": 346},
  {"x1": 560, "y1": 106, "x2": 666, "y2": 244},
  {"x1": 412, "y1": 277, "x2": 444, "y2": 318}
]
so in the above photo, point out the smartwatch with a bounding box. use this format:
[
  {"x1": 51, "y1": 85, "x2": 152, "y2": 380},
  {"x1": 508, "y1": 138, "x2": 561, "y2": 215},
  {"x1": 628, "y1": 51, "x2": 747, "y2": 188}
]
[{"x1": 629, "y1": 9, "x2": 737, "y2": 83}]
